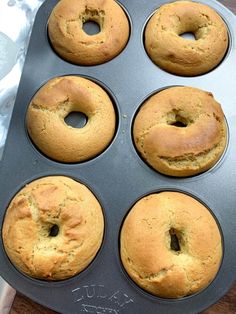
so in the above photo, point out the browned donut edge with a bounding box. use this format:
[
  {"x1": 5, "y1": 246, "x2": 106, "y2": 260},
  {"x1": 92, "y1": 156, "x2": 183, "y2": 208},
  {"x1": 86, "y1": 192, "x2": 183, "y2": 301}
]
[
  {"x1": 2, "y1": 176, "x2": 104, "y2": 280},
  {"x1": 120, "y1": 191, "x2": 222, "y2": 298},
  {"x1": 144, "y1": 1, "x2": 229, "y2": 76},
  {"x1": 48, "y1": 0, "x2": 130, "y2": 65},
  {"x1": 26, "y1": 76, "x2": 116, "y2": 163},
  {"x1": 133, "y1": 86, "x2": 227, "y2": 177}
]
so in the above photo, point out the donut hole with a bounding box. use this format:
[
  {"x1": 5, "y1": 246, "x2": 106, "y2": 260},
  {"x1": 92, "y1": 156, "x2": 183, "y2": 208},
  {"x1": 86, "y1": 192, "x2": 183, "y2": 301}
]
[
  {"x1": 179, "y1": 32, "x2": 196, "y2": 40},
  {"x1": 170, "y1": 120, "x2": 187, "y2": 128},
  {"x1": 83, "y1": 20, "x2": 101, "y2": 35},
  {"x1": 177, "y1": 24, "x2": 198, "y2": 40},
  {"x1": 64, "y1": 112, "x2": 88, "y2": 128},
  {"x1": 166, "y1": 111, "x2": 189, "y2": 128},
  {"x1": 49, "y1": 224, "x2": 59, "y2": 237},
  {"x1": 169, "y1": 228, "x2": 181, "y2": 252},
  {"x1": 81, "y1": 9, "x2": 104, "y2": 36}
]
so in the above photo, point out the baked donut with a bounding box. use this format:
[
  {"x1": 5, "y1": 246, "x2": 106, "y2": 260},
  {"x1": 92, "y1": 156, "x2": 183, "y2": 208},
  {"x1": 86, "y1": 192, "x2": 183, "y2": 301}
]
[
  {"x1": 48, "y1": 0, "x2": 129, "y2": 65},
  {"x1": 133, "y1": 86, "x2": 227, "y2": 177},
  {"x1": 144, "y1": 1, "x2": 228, "y2": 76},
  {"x1": 26, "y1": 76, "x2": 116, "y2": 163},
  {"x1": 2, "y1": 176, "x2": 104, "y2": 280},
  {"x1": 120, "y1": 191, "x2": 222, "y2": 298}
]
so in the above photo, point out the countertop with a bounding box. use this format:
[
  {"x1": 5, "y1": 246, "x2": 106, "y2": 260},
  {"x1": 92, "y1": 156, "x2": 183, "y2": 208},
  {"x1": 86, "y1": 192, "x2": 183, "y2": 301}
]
[{"x1": 9, "y1": 0, "x2": 236, "y2": 313}]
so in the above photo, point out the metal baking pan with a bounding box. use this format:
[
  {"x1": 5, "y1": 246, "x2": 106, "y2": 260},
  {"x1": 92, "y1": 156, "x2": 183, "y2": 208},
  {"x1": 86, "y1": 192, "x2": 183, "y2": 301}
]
[{"x1": 0, "y1": 0, "x2": 236, "y2": 313}]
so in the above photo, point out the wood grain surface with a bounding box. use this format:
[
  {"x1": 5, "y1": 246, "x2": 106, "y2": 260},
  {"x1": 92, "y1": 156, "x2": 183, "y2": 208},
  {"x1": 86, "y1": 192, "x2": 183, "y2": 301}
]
[{"x1": 10, "y1": 0, "x2": 236, "y2": 313}]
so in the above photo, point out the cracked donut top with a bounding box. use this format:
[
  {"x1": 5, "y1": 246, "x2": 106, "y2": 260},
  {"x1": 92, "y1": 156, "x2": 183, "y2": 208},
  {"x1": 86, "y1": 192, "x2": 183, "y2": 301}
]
[
  {"x1": 2, "y1": 176, "x2": 104, "y2": 280},
  {"x1": 144, "y1": 1, "x2": 228, "y2": 76},
  {"x1": 48, "y1": 0, "x2": 130, "y2": 65},
  {"x1": 133, "y1": 86, "x2": 227, "y2": 177},
  {"x1": 120, "y1": 191, "x2": 222, "y2": 298}
]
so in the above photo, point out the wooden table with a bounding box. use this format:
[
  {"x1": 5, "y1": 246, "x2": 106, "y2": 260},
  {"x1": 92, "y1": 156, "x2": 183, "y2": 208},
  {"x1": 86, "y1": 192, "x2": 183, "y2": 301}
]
[{"x1": 10, "y1": 0, "x2": 236, "y2": 313}]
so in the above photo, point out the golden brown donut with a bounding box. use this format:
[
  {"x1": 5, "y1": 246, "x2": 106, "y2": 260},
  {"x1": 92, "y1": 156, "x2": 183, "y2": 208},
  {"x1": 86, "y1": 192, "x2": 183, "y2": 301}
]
[
  {"x1": 48, "y1": 0, "x2": 130, "y2": 65},
  {"x1": 26, "y1": 76, "x2": 116, "y2": 163},
  {"x1": 2, "y1": 176, "x2": 104, "y2": 280},
  {"x1": 120, "y1": 191, "x2": 222, "y2": 298},
  {"x1": 133, "y1": 86, "x2": 227, "y2": 177},
  {"x1": 144, "y1": 1, "x2": 228, "y2": 76}
]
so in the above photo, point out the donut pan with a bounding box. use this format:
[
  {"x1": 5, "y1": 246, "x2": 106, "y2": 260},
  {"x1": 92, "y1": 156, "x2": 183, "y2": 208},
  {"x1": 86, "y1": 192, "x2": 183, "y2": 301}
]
[{"x1": 0, "y1": 0, "x2": 236, "y2": 313}]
